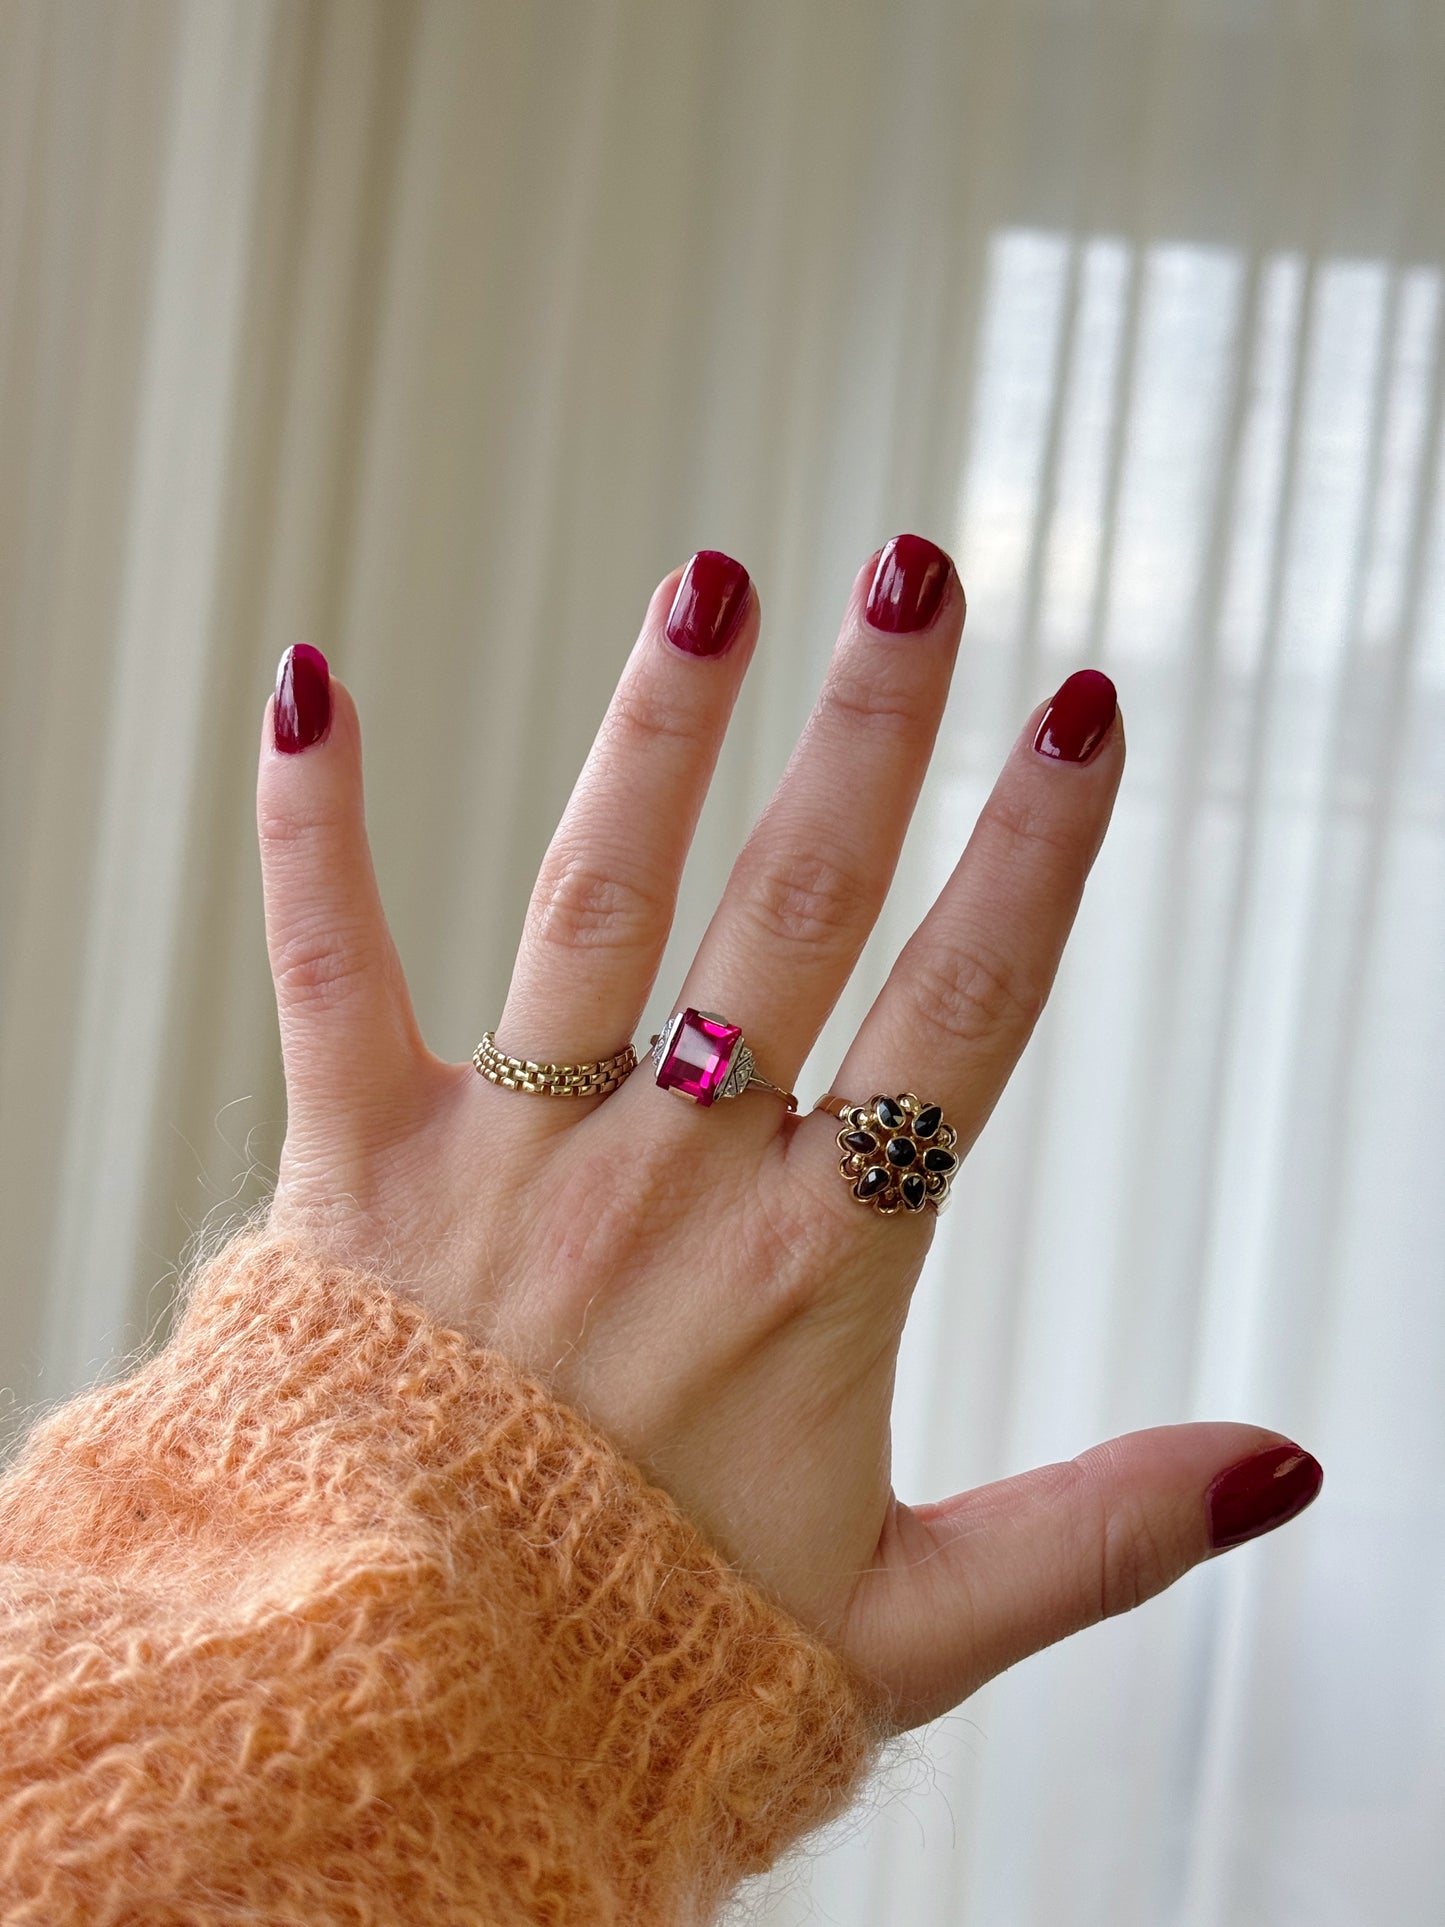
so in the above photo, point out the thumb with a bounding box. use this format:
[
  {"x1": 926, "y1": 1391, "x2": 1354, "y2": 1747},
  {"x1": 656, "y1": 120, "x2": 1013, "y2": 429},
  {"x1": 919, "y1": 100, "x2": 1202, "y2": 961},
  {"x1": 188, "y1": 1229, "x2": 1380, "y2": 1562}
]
[
  {"x1": 258, "y1": 645, "x2": 426, "y2": 1130},
  {"x1": 849, "y1": 1423, "x2": 1323, "y2": 1731}
]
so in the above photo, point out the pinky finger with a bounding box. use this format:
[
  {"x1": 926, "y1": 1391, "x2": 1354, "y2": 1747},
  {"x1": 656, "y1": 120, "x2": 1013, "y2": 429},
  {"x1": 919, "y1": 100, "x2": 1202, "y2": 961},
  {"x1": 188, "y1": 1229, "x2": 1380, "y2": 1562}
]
[{"x1": 258, "y1": 645, "x2": 427, "y2": 1129}]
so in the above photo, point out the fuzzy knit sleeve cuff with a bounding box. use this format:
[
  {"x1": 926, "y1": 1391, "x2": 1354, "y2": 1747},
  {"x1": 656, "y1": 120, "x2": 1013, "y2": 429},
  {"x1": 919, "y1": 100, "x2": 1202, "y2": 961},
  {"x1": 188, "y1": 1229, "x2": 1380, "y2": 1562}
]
[{"x1": 0, "y1": 1230, "x2": 884, "y2": 1925}]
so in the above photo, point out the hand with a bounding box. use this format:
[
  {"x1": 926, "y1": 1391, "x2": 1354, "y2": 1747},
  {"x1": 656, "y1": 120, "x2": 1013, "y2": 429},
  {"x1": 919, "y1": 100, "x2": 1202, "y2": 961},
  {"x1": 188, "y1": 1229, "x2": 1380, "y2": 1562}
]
[{"x1": 257, "y1": 538, "x2": 1320, "y2": 1730}]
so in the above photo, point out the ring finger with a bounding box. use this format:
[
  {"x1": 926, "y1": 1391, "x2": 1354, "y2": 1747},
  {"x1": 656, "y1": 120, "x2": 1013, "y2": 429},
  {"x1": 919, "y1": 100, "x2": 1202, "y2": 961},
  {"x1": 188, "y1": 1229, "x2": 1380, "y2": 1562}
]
[{"x1": 494, "y1": 551, "x2": 758, "y2": 1070}]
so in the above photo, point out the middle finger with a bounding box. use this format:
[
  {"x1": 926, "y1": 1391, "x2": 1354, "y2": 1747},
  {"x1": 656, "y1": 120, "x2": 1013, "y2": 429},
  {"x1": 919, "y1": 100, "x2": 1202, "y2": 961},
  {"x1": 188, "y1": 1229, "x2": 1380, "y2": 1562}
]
[{"x1": 668, "y1": 534, "x2": 964, "y2": 1096}]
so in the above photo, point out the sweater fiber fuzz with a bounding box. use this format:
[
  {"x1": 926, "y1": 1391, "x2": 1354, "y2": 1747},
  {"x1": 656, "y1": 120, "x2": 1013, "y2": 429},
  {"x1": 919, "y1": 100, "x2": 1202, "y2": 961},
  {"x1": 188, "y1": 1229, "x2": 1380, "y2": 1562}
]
[{"x1": 0, "y1": 1233, "x2": 880, "y2": 1923}]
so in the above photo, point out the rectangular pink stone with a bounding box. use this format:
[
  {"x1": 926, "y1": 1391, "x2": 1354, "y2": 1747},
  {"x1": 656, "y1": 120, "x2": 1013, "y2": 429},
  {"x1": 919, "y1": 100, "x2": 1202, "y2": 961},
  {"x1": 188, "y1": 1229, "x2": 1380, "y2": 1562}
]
[{"x1": 655, "y1": 1008, "x2": 741, "y2": 1105}]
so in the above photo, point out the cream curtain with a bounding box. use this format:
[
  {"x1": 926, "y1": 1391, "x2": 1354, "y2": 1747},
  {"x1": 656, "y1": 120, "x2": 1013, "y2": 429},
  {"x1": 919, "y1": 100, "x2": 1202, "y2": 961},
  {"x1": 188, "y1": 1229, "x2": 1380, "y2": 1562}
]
[{"x1": 1, "y1": 2, "x2": 1440, "y2": 1922}]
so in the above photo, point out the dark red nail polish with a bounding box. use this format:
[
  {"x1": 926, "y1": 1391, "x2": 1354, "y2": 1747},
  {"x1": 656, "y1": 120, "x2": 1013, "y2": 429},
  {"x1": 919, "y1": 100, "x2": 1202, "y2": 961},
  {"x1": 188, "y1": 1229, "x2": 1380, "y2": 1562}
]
[
  {"x1": 274, "y1": 643, "x2": 331, "y2": 753},
  {"x1": 1033, "y1": 668, "x2": 1117, "y2": 764},
  {"x1": 1206, "y1": 1443, "x2": 1323, "y2": 1552},
  {"x1": 665, "y1": 551, "x2": 750, "y2": 657},
  {"x1": 864, "y1": 533, "x2": 952, "y2": 633}
]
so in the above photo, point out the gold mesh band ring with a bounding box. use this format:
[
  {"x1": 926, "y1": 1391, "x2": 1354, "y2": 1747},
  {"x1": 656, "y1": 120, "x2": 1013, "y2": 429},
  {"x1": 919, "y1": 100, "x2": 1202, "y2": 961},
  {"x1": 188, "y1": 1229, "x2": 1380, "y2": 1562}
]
[{"x1": 471, "y1": 1031, "x2": 638, "y2": 1098}]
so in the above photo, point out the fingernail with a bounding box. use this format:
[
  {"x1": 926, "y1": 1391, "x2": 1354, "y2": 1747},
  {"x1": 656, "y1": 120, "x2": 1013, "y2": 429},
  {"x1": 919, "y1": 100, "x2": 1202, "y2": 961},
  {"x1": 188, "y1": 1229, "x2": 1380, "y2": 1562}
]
[
  {"x1": 1033, "y1": 668, "x2": 1117, "y2": 764},
  {"x1": 274, "y1": 643, "x2": 331, "y2": 753},
  {"x1": 1206, "y1": 1443, "x2": 1323, "y2": 1551},
  {"x1": 665, "y1": 551, "x2": 751, "y2": 657},
  {"x1": 865, "y1": 533, "x2": 952, "y2": 633}
]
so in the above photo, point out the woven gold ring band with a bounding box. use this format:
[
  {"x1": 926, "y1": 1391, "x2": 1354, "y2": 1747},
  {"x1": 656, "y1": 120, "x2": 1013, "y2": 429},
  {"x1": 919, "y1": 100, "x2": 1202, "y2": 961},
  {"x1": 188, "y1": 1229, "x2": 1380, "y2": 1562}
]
[
  {"x1": 813, "y1": 1090, "x2": 960, "y2": 1215},
  {"x1": 471, "y1": 1031, "x2": 638, "y2": 1098}
]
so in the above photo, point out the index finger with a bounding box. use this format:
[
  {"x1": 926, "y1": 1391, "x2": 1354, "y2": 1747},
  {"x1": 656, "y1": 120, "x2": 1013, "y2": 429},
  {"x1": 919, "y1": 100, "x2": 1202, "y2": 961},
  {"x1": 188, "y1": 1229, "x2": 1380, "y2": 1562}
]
[{"x1": 812, "y1": 668, "x2": 1123, "y2": 1188}]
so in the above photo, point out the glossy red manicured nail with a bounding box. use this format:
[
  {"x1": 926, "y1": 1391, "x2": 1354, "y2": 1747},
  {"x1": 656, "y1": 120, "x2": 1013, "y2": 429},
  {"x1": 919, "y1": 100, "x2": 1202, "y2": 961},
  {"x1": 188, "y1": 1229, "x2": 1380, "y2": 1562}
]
[
  {"x1": 1206, "y1": 1443, "x2": 1323, "y2": 1551},
  {"x1": 665, "y1": 551, "x2": 751, "y2": 657},
  {"x1": 1034, "y1": 668, "x2": 1117, "y2": 764},
  {"x1": 865, "y1": 533, "x2": 952, "y2": 633},
  {"x1": 274, "y1": 643, "x2": 331, "y2": 753}
]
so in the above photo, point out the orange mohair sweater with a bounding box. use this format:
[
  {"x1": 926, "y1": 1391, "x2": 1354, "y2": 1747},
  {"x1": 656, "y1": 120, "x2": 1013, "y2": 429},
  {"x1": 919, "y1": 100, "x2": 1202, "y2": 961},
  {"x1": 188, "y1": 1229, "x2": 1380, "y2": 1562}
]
[{"x1": 0, "y1": 1230, "x2": 882, "y2": 1925}]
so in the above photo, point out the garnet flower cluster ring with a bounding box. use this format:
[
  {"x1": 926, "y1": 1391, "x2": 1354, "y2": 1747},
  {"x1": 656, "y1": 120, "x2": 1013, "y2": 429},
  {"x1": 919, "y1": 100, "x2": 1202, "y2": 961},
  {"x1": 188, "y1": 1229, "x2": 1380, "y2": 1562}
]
[
  {"x1": 475, "y1": 1005, "x2": 959, "y2": 1217},
  {"x1": 813, "y1": 1090, "x2": 959, "y2": 1215}
]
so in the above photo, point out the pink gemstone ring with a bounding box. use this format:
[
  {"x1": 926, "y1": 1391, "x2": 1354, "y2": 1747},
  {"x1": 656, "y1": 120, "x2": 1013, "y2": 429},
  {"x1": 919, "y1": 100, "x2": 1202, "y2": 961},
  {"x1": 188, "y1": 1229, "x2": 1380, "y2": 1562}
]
[{"x1": 648, "y1": 1008, "x2": 798, "y2": 1112}]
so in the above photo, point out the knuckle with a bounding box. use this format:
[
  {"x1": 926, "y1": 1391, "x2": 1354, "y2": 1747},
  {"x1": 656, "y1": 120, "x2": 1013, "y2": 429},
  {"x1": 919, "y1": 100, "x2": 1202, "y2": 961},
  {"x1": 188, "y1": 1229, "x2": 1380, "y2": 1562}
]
[
  {"x1": 1094, "y1": 1486, "x2": 1176, "y2": 1622},
  {"x1": 732, "y1": 1182, "x2": 852, "y2": 1341},
  {"x1": 742, "y1": 843, "x2": 874, "y2": 950},
  {"x1": 901, "y1": 935, "x2": 1047, "y2": 1048},
  {"x1": 271, "y1": 919, "x2": 376, "y2": 1011},
  {"x1": 543, "y1": 1163, "x2": 658, "y2": 1286},
  {"x1": 820, "y1": 658, "x2": 933, "y2": 741},
  {"x1": 604, "y1": 682, "x2": 706, "y2": 758},
  {"x1": 742, "y1": 1187, "x2": 827, "y2": 1328},
  {"x1": 529, "y1": 850, "x2": 669, "y2": 957},
  {"x1": 750, "y1": 1166, "x2": 839, "y2": 1319},
  {"x1": 758, "y1": 1123, "x2": 932, "y2": 1324},
  {"x1": 978, "y1": 788, "x2": 1083, "y2": 868},
  {"x1": 257, "y1": 801, "x2": 344, "y2": 856}
]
